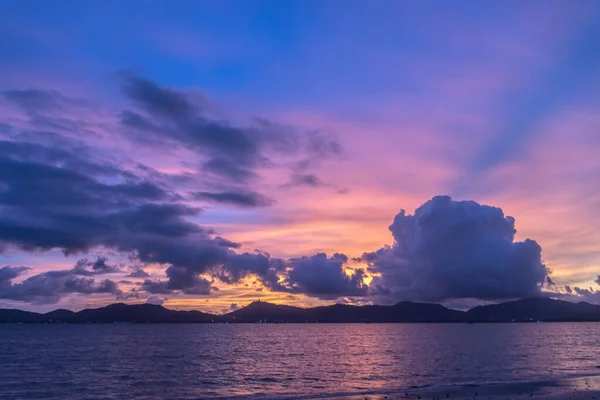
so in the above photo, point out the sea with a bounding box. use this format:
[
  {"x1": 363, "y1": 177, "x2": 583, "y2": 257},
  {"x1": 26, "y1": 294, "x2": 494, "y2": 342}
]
[{"x1": 1, "y1": 323, "x2": 599, "y2": 400}]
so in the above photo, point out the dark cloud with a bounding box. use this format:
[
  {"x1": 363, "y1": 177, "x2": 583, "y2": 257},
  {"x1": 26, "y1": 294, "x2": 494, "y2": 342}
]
[
  {"x1": 217, "y1": 253, "x2": 274, "y2": 285},
  {"x1": 3, "y1": 90, "x2": 99, "y2": 140},
  {"x1": 283, "y1": 173, "x2": 347, "y2": 193},
  {"x1": 0, "y1": 139, "x2": 283, "y2": 296},
  {"x1": 142, "y1": 266, "x2": 217, "y2": 295},
  {"x1": 3, "y1": 89, "x2": 82, "y2": 113},
  {"x1": 64, "y1": 277, "x2": 119, "y2": 294},
  {"x1": 361, "y1": 196, "x2": 549, "y2": 303},
  {"x1": 0, "y1": 266, "x2": 121, "y2": 304},
  {"x1": 8, "y1": 141, "x2": 513, "y2": 308},
  {"x1": 0, "y1": 140, "x2": 120, "y2": 178},
  {"x1": 213, "y1": 237, "x2": 241, "y2": 249},
  {"x1": 192, "y1": 191, "x2": 275, "y2": 208},
  {"x1": 595, "y1": 275, "x2": 600, "y2": 286},
  {"x1": 0, "y1": 142, "x2": 169, "y2": 223},
  {"x1": 120, "y1": 75, "x2": 198, "y2": 120},
  {"x1": 0, "y1": 266, "x2": 29, "y2": 282},
  {"x1": 0, "y1": 139, "x2": 556, "y2": 307},
  {"x1": 119, "y1": 76, "x2": 273, "y2": 183},
  {"x1": 164, "y1": 266, "x2": 216, "y2": 295},
  {"x1": 229, "y1": 303, "x2": 239, "y2": 311},
  {"x1": 201, "y1": 157, "x2": 259, "y2": 183},
  {"x1": 556, "y1": 283, "x2": 600, "y2": 304},
  {"x1": 0, "y1": 162, "x2": 194, "y2": 254},
  {"x1": 565, "y1": 285, "x2": 573, "y2": 294},
  {"x1": 72, "y1": 257, "x2": 121, "y2": 276},
  {"x1": 1, "y1": 78, "x2": 352, "y2": 306},
  {"x1": 118, "y1": 75, "x2": 342, "y2": 183},
  {"x1": 120, "y1": 109, "x2": 162, "y2": 132},
  {"x1": 288, "y1": 173, "x2": 324, "y2": 187},
  {"x1": 572, "y1": 286, "x2": 597, "y2": 297},
  {"x1": 284, "y1": 253, "x2": 369, "y2": 300},
  {"x1": 141, "y1": 279, "x2": 172, "y2": 294},
  {"x1": 126, "y1": 266, "x2": 150, "y2": 278}
]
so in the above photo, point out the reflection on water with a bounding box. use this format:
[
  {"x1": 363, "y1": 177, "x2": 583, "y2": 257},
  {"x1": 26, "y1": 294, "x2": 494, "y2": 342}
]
[{"x1": 1, "y1": 323, "x2": 599, "y2": 399}]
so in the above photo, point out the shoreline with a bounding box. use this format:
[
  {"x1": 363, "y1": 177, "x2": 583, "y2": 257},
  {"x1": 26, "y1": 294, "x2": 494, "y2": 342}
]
[{"x1": 312, "y1": 375, "x2": 600, "y2": 400}]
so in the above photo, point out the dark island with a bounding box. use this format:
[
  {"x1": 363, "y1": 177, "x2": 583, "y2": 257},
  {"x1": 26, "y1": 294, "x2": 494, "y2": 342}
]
[{"x1": 2, "y1": 297, "x2": 600, "y2": 324}]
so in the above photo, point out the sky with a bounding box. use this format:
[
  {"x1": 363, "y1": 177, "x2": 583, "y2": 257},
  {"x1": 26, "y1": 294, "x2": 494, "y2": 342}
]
[{"x1": 1, "y1": 0, "x2": 600, "y2": 313}]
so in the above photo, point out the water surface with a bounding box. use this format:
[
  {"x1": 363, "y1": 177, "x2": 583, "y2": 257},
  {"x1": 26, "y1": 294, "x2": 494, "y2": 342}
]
[{"x1": 1, "y1": 323, "x2": 599, "y2": 400}]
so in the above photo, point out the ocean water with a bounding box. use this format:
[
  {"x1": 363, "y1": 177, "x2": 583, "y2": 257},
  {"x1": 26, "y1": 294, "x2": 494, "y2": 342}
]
[{"x1": 1, "y1": 323, "x2": 599, "y2": 400}]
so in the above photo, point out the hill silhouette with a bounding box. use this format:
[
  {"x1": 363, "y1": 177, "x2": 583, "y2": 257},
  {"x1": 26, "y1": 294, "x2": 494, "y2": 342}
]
[{"x1": 2, "y1": 297, "x2": 600, "y2": 323}]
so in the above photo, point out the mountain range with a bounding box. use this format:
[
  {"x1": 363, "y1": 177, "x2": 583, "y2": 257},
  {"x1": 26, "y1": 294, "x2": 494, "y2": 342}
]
[{"x1": 2, "y1": 297, "x2": 600, "y2": 323}]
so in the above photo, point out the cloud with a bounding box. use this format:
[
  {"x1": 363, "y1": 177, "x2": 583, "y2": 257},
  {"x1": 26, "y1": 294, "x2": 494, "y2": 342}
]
[
  {"x1": 72, "y1": 257, "x2": 121, "y2": 276},
  {"x1": 126, "y1": 266, "x2": 150, "y2": 278},
  {"x1": 0, "y1": 266, "x2": 121, "y2": 304},
  {"x1": 284, "y1": 253, "x2": 369, "y2": 300},
  {"x1": 64, "y1": 277, "x2": 119, "y2": 294},
  {"x1": 213, "y1": 237, "x2": 241, "y2": 249},
  {"x1": 142, "y1": 266, "x2": 218, "y2": 295},
  {"x1": 200, "y1": 157, "x2": 259, "y2": 183},
  {"x1": 0, "y1": 76, "x2": 351, "y2": 306},
  {"x1": 361, "y1": 196, "x2": 549, "y2": 302},
  {"x1": 213, "y1": 252, "x2": 287, "y2": 293},
  {"x1": 229, "y1": 303, "x2": 239, "y2": 311},
  {"x1": 596, "y1": 275, "x2": 600, "y2": 286},
  {"x1": 0, "y1": 143, "x2": 556, "y2": 308},
  {"x1": 0, "y1": 156, "x2": 198, "y2": 255},
  {"x1": 288, "y1": 173, "x2": 324, "y2": 187},
  {"x1": 3, "y1": 89, "x2": 87, "y2": 114},
  {"x1": 557, "y1": 285, "x2": 600, "y2": 304},
  {"x1": 118, "y1": 74, "x2": 342, "y2": 183},
  {"x1": 0, "y1": 136, "x2": 288, "y2": 300},
  {"x1": 282, "y1": 173, "x2": 348, "y2": 194},
  {"x1": 192, "y1": 191, "x2": 275, "y2": 207},
  {"x1": 564, "y1": 285, "x2": 573, "y2": 294},
  {"x1": 147, "y1": 295, "x2": 166, "y2": 305},
  {"x1": 0, "y1": 140, "x2": 122, "y2": 181},
  {"x1": 573, "y1": 287, "x2": 594, "y2": 296},
  {"x1": 306, "y1": 131, "x2": 343, "y2": 158},
  {"x1": 0, "y1": 266, "x2": 29, "y2": 281},
  {"x1": 120, "y1": 75, "x2": 198, "y2": 120},
  {"x1": 5, "y1": 77, "x2": 554, "y2": 307},
  {"x1": 118, "y1": 75, "x2": 271, "y2": 183},
  {"x1": 117, "y1": 288, "x2": 142, "y2": 300},
  {"x1": 164, "y1": 265, "x2": 217, "y2": 295},
  {"x1": 0, "y1": 139, "x2": 227, "y2": 259},
  {"x1": 141, "y1": 279, "x2": 172, "y2": 294}
]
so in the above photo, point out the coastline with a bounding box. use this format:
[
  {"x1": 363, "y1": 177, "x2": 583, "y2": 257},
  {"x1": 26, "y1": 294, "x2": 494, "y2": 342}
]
[{"x1": 317, "y1": 375, "x2": 600, "y2": 400}]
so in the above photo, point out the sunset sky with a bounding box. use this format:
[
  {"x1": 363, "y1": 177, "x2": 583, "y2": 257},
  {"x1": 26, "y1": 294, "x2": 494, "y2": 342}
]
[{"x1": 1, "y1": 0, "x2": 599, "y2": 312}]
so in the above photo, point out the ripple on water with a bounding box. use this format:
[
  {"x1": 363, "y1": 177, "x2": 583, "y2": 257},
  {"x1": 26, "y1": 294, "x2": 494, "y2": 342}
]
[{"x1": 1, "y1": 323, "x2": 600, "y2": 399}]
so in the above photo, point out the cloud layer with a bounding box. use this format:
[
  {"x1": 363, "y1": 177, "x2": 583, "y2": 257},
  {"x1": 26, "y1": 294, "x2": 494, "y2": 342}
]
[
  {"x1": 1, "y1": 74, "x2": 597, "y2": 309},
  {"x1": 0, "y1": 76, "x2": 349, "y2": 306}
]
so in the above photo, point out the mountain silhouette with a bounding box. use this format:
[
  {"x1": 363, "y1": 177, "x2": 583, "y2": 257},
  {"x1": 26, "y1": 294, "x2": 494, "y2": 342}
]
[
  {"x1": 466, "y1": 297, "x2": 600, "y2": 322},
  {"x1": 2, "y1": 297, "x2": 600, "y2": 323}
]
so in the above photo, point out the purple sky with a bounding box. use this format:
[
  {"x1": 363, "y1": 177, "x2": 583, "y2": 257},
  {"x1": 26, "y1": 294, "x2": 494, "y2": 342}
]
[{"x1": 1, "y1": 1, "x2": 600, "y2": 312}]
